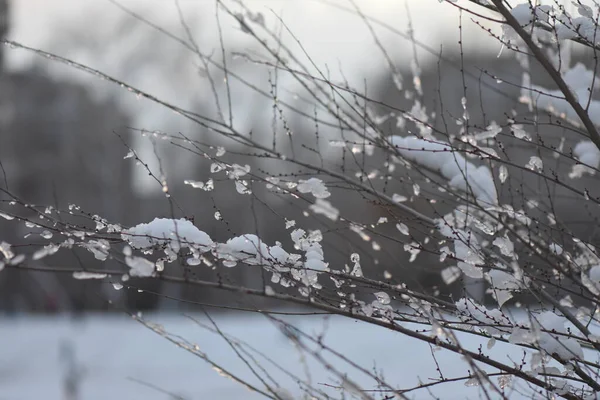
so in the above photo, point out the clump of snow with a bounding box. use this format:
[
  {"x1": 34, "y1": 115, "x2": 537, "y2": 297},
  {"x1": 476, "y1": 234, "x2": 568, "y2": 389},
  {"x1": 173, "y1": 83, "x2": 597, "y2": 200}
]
[
  {"x1": 503, "y1": 3, "x2": 552, "y2": 40},
  {"x1": 494, "y1": 204, "x2": 532, "y2": 226},
  {"x1": 32, "y1": 244, "x2": 60, "y2": 261},
  {"x1": 309, "y1": 199, "x2": 339, "y2": 221},
  {"x1": 348, "y1": 252, "x2": 362, "y2": 278},
  {"x1": 297, "y1": 178, "x2": 330, "y2": 199},
  {"x1": 396, "y1": 223, "x2": 409, "y2": 236},
  {"x1": 590, "y1": 265, "x2": 600, "y2": 282},
  {"x1": 389, "y1": 135, "x2": 497, "y2": 206},
  {"x1": 511, "y1": 3, "x2": 551, "y2": 26},
  {"x1": 406, "y1": 100, "x2": 432, "y2": 136},
  {"x1": 498, "y1": 165, "x2": 508, "y2": 183},
  {"x1": 122, "y1": 218, "x2": 214, "y2": 255},
  {"x1": 441, "y1": 266, "x2": 461, "y2": 285},
  {"x1": 570, "y1": 140, "x2": 600, "y2": 178},
  {"x1": 7, "y1": 254, "x2": 25, "y2": 266},
  {"x1": 80, "y1": 239, "x2": 110, "y2": 261},
  {"x1": 126, "y1": 255, "x2": 155, "y2": 277},
  {"x1": 556, "y1": 10, "x2": 599, "y2": 43},
  {"x1": 582, "y1": 265, "x2": 600, "y2": 295},
  {"x1": 215, "y1": 234, "x2": 289, "y2": 267},
  {"x1": 213, "y1": 231, "x2": 326, "y2": 289},
  {"x1": 122, "y1": 219, "x2": 326, "y2": 289},
  {"x1": 525, "y1": 156, "x2": 543, "y2": 171},
  {"x1": 392, "y1": 193, "x2": 407, "y2": 203},
  {"x1": 486, "y1": 268, "x2": 528, "y2": 307},
  {"x1": 291, "y1": 229, "x2": 327, "y2": 272},
  {"x1": 72, "y1": 271, "x2": 107, "y2": 280},
  {"x1": 492, "y1": 236, "x2": 515, "y2": 258},
  {"x1": 438, "y1": 225, "x2": 485, "y2": 279},
  {"x1": 285, "y1": 219, "x2": 296, "y2": 229},
  {"x1": 506, "y1": 3, "x2": 598, "y2": 46},
  {"x1": 454, "y1": 234, "x2": 485, "y2": 279},
  {"x1": 549, "y1": 243, "x2": 563, "y2": 255},
  {"x1": 0, "y1": 211, "x2": 14, "y2": 221},
  {"x1": 373, "y1": 291, "x2": 391, "y2": 305},
  {"x1": 563, "y1": 63, "x2": 600, "y2": 91},
  {"x1": 0, "y1": 241, "x2": 15, "y2": 260},
  {"x1": 184, "y1": 179, "x2": 214, "y2": 191},
  {"x1": 227, "y1": 164, "x2": 251, "y2": 179},
  {"x1": 234, "y1": 180, "x2": 252, "y2": 195},
  {"x1": 521, "y1": 64, "x2": 600, "y2": 131},
  {"x1": 272, "y1": 388, "x2": 295, "y2": 400}
]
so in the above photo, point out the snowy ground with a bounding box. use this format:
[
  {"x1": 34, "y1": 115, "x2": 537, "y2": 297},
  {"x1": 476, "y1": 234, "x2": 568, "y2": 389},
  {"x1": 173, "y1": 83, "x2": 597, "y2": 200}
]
[{"x1": 0, "y1": 312, "x2": 536, "y2": 400}]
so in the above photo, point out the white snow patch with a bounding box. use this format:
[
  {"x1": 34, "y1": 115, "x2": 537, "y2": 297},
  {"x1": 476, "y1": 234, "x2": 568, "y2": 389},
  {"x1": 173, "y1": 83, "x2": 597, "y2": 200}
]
[
  {"x1": 72, "y1": 272, "x2": 107, "y2": 280},
  {"x1": 122, "y1": 218, "x2": 214, "y2": 254},
  {"x1": 297, "y1": 178, "x2": 330, "y2": 199}
]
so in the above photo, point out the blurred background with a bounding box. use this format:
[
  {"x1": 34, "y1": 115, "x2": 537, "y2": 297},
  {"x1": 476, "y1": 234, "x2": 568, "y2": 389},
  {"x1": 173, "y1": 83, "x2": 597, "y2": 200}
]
[
  {"x1": 1, "y1": 0, "x2": 496, "y2": 313},
  {"x1": 0, "y1": 0, "x2": 599, "y2": 398},
  {"x1": 1, "y1": 0, "x2": 596, "y2": 313}
]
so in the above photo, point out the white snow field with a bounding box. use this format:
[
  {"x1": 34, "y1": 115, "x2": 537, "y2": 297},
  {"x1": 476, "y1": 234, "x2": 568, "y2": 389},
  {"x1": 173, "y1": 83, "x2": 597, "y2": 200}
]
[{"x1": 0, "y1": 312, "x2": 538, "y2": 400}]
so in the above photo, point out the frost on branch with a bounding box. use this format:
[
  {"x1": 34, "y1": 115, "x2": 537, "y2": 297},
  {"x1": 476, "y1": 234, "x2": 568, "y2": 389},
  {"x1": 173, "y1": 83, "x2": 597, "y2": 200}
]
[{"x1": 389, "y1": 135, "x2": 498, "y2": 206}]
